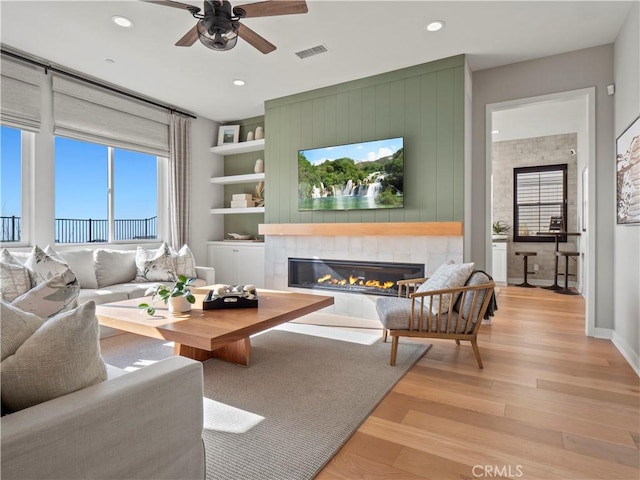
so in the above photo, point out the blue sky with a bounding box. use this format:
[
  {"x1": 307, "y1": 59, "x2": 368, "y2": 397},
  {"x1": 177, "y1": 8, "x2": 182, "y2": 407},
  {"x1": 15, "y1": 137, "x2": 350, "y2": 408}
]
[
  {"x1": 300, "y1": 137, "x2": 403, "y2": 166},
  {"x1": 1, "y1": 126, "x2": 157, "y2": 220}
]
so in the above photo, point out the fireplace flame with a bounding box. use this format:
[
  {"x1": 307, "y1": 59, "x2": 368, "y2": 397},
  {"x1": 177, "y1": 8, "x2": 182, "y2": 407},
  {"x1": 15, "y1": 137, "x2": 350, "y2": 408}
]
[{"x1": 315, "y1": 275, "x2": 395, "y2": 291}]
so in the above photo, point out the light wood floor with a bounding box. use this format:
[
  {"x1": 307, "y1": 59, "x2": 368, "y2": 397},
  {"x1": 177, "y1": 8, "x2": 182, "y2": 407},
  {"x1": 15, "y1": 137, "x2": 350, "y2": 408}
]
[{"x1": 316, "y1": 286, "x2": 640, "y2": 480}]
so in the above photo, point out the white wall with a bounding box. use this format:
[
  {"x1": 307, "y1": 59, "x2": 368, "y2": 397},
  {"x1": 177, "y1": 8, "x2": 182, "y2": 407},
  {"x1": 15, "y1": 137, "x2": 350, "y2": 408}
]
[
  {"x1": 613, "y1": 2, "x2": 640, "y2": 374},
  {"x1": 189, "y1": 116, "x2": 222, "y2": 266},
  {"x1": 471, "y1": 45, "x2": 615, "y2": 331}
]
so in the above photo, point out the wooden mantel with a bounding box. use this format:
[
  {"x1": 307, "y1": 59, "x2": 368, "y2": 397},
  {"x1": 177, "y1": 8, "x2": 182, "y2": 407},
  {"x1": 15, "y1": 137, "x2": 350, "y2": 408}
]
[{"x1": 258, "y1": 222, "x2": 463, "y2": 236}]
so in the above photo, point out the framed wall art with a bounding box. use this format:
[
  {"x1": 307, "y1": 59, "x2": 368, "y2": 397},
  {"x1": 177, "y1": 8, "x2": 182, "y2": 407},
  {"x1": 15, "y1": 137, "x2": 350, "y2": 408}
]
[
  {"x1": 616, "y1": 115, "x2": 640, "y2": 225},
  {"x1": 217, "y1": 125, "x2": 240, "y2": 146}
]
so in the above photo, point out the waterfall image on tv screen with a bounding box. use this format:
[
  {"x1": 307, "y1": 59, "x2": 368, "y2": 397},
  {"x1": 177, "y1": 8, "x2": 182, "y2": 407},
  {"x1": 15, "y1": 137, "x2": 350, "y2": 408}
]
[{"x1": 298, "y1": 137, "x2": 404, "y2": 211}]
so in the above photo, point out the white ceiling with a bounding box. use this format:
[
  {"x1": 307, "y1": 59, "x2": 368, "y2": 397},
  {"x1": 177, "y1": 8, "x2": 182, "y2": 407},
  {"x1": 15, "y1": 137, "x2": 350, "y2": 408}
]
[{"x1": 0, "y1": 0, "x2": 634, "y2": 123}]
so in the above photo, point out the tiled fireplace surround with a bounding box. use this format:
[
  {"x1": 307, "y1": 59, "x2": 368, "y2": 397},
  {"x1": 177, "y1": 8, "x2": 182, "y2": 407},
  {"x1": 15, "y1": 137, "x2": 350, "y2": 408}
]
[{"x1": 264, "y1": 232, "x2": 463, "y2": 321}]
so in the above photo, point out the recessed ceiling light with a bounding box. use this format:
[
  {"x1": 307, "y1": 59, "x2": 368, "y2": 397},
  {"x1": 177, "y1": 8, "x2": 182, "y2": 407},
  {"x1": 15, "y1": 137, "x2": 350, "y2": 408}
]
[
  {"x1": 112, "y1": 15, "x2": 134, "y2": 28},
  {"x1": 425, "y1": 20, "x2": 445, "y2": 32},
  {"x1": 492, "y1": 130, "x2": 500, "y2": 134},
  {"x1": 233, "y1": 79, "x2": 246, "y2": 86}
]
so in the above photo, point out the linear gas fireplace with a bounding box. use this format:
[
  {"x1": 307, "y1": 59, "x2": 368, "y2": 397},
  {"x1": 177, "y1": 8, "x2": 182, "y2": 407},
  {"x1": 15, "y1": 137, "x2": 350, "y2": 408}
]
[{"x1": 288, "y1": 258, "x2": 425, "y2": 297}]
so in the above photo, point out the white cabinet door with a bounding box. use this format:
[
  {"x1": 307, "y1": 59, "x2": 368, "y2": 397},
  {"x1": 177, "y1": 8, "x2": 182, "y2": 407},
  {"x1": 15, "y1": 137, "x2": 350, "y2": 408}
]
[
  {"x1": 492, "y1": 242, "x2": 507, "y2": 285},
  {"x1": 207, "y1": 242, "x2": 265, "y2": 287}
]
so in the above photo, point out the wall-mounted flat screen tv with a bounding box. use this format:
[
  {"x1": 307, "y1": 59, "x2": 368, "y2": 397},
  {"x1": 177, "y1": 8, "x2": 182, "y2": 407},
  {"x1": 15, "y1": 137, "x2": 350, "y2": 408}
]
[{"x1": 298, "y1": 137, "x2": 404, "y2": 211}]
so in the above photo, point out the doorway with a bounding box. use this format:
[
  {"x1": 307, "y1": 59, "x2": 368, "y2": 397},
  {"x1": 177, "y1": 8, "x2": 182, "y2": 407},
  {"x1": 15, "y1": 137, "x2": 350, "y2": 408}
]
[{"x1": 486, "y1": 88, "x2": 596, "y2": 336}]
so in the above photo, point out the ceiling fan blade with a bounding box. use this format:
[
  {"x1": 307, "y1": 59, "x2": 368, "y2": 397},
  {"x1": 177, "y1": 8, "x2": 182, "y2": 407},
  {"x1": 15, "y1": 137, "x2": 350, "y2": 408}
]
[
  {"x1": 234, "y1": 0, "x2": 308, "y2": 18},
  {"x1": 175, "y1": 25, "x2": 199, "y2": 47},
  {"x1": 237, "y1": 23, "x2": 276, "y2": 54},
  {"x1": 141, "y1": 0, "x2": 201, "y2": 14}
]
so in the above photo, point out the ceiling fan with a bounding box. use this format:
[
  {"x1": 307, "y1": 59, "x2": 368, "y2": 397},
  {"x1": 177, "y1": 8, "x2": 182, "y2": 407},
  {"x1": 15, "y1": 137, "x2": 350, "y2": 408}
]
[{"x1": 144, "y1": 0, "x2": 308, "y2": 53}]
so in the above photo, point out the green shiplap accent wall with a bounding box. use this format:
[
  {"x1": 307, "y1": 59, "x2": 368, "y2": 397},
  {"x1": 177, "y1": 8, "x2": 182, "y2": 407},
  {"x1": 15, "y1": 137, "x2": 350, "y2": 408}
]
[
  {"x1": 263, "y1": 55, "x2": 466, "y2": 224},
  {"x1": 223, "y1": 116, "x2": 264, "y2": 236}
]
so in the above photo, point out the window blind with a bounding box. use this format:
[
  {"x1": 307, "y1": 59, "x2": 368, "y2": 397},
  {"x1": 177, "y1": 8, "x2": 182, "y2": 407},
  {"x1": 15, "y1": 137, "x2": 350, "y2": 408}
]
[
  {"x1": 0, "y1": 55, "x2": 42, "y2": 132},
  {"x1": 514, "y1": 164, "x2": 567, "y2": 240},
  {"x1": 52, "y1": 75, "x2": 169, "y2": 156}
]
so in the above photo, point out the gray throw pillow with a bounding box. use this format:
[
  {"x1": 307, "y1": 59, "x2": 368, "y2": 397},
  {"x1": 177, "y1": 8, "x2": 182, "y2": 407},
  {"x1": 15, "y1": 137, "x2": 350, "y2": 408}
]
[
  {"x1": 0, "y1": 300, "x2": 45, "y2": 361},
  {"x1": 0, "y1": 301, "x2": 107, "y2": 412},
  {"x1": 416, "y1": 262, "x2": 475, "y2": 314}
]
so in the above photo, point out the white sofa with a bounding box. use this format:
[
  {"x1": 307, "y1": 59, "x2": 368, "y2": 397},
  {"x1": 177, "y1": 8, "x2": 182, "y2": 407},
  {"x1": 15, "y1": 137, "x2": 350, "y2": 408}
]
[{"x1": 1, "y1": 356, "x2": 206, "y2": 480}]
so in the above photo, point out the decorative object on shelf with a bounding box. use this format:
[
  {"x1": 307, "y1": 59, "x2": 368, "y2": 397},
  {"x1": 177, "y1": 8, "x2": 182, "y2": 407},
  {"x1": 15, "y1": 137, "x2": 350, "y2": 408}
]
[
  {"x1": 254, "y1": 158, "x2": 264, "y2": 173},
  {"x1": 246, "y1": 130, "x2": 254, "y2": 141},
  {"x1": 138, "y1": 275, "x2": 196, "y2": 315},
  {"x1": 254, "y1": 126, "x2": 264, "y2": 140},
  {"x1": 217, "y1": 125, "x2": 240, "y2": 145},
  {"x1": 228, "y1": 233, "x2": 253, "y2": 240},
  {"x1": 253, "y1": 181, "x2": 265, "y2": 207},
  {"x1": 492, "y1": 220, "x2": 511, "y2": 239},
  {"x1": 616, "y1": 114, "x2": 640, "y2": 225},
  {"x1": 203, "y1": 284, "x2": 258, "y2": 310},
  {"x1": 231, "y1": 193, "x2": 255, "y2": 208}
]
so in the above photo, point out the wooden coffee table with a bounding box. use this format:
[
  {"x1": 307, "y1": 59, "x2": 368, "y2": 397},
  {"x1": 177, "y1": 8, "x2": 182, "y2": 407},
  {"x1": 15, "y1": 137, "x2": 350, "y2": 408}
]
[{"x1": 96, "y1": 289, "x2": 334, "y2": 366}]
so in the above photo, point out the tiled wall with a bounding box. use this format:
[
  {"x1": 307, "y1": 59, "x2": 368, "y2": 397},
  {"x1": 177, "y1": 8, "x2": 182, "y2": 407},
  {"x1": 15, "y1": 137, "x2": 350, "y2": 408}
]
[
  {"x1": 264, "y1": 235, "x2": 463, "y2": 320},
  {"x1": 492, "y1": 133, "x2": 579, "y2": 284}
]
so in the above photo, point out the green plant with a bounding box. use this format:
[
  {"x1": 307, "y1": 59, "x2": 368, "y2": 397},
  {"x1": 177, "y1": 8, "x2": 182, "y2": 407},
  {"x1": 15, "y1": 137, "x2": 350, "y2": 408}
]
[
  {"x1": 138, "y1": 274, "x2": 196, "y2": 316},
  {"x1": 492, "y1": 220, "x2": 511, "y2": 235}
]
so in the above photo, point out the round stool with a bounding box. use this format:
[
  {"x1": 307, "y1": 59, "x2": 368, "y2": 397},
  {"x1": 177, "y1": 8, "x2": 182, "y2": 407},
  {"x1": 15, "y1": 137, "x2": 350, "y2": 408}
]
[
  {"x1": 515, "y1": 251, "x2": 537, "y2": 288},
  {"x1": 555, "y1": 251, "x2": 580, "y2": 295}
]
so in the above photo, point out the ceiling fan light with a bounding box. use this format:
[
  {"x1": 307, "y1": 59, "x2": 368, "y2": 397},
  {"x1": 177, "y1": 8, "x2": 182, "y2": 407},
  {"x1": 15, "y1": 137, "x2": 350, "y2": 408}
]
[{"x1": 197, "y1": 20, "x2": 238, "y2": 51}]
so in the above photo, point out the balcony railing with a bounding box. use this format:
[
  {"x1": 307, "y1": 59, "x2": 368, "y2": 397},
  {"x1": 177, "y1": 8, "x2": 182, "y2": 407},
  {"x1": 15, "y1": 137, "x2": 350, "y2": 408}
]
[{"x1": 0, "y1": 216, "x2": 157, "y2": 243}]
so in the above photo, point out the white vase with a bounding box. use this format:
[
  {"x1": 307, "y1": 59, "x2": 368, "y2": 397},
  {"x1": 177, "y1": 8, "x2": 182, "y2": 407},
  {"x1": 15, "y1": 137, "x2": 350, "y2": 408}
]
[
  {"x1": 254, "y1": 158, "x2": 264, "y2": 173},
  {"x1": 255, "y1": 126, "x2": 264, "y2": 140},
  {"x1": 168, "y1": 296, "x2": 191, "y2": 313},
  {"x1": 246, "y1": 131, "x2": 254, "y2": 141}
]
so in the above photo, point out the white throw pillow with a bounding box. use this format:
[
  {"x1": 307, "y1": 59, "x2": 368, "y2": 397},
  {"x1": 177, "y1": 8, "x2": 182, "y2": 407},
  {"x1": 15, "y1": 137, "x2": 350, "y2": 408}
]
[
  {"x1": 23, "y1": 245, "x2": 68, "y2": 287},
  {"x1": 12, "y1": 268, "x2": 80, "y2": 318},
  {"x1": 0, "y1": 300, "x2": 45, "y2": 361},
  {"x1": 135, "y1": 243, "x2": 176, "y2": 282},
  {"x1": 0, "y1": 248, "x2": 29, "y2": 266},
  {"x1": 172, "y1": 244, "x2": 197, "y2": 278},
  {"x1": 416, "y1": 262, "x2": 475, "y2": 314},
  {"x1": 50, "y1": 247, "x2": 99, "y2": 289},
  {"x1": 0, "y1": 301, "x2": 107, "y2": 412},
  {"x1": 94, "y1": 249, "x2": 137, "y2": 288},
  {"x1": 0, "y1": 261, "x2": 31, "y2": 302}
]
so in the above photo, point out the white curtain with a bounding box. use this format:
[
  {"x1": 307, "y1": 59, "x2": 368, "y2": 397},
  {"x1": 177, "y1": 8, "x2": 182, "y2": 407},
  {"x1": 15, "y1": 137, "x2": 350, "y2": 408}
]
[{"x1": 169, "y1": 114, "x2": 191, "y2": 248}]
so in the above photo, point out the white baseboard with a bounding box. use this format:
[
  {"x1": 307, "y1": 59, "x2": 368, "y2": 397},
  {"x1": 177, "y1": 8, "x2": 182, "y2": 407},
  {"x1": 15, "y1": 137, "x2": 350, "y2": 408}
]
[
  {"x1": 594, "y1": 327, "x2": 639, "y2": 377},
  {"x1": 612, "y1": 331, "x2": 640, "y2": 377}
]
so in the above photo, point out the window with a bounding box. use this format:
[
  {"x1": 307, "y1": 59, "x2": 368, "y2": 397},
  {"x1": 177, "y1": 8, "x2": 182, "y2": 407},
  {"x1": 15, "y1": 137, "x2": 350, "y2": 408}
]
[
  {"x1": 55, "y1": 136, "x2": 159, "y2": 244},
  {"x1": 1, "y1": 126, "x2": 23, "y2": 243},
  {"x1": 513, "y1": 164, "x2": 567, "y2": 242}
]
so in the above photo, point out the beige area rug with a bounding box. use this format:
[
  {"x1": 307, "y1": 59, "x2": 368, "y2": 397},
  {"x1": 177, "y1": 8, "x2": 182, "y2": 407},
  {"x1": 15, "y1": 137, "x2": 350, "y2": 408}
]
[{"x1": 100, "y1": 326, "x2": 430, "y2": 480}]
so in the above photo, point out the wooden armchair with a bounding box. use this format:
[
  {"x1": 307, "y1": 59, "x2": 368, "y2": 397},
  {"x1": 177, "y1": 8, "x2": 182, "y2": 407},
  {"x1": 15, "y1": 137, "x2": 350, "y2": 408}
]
[{"x1": 376, "y1": 271, "x2": 495, "y2": 368}]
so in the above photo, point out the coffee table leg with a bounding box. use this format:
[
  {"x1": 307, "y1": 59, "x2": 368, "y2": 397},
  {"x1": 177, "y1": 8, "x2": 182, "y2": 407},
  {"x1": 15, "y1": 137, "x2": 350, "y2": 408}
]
[{"x1": 174, "y1": 338, "x2": 251, "y2": 366}]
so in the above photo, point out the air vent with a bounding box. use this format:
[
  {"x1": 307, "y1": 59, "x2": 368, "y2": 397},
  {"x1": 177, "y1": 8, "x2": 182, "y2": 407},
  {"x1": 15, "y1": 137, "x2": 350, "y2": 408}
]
[{"x1": 294, "y1": 44, "x2": 329, "y2": 59}]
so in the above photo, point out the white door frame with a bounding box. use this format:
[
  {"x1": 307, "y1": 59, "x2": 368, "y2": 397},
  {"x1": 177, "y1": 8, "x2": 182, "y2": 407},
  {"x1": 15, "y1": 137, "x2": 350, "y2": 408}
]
[{"x1": 485, "y1": 87, "x2": 596, "y2": 336}]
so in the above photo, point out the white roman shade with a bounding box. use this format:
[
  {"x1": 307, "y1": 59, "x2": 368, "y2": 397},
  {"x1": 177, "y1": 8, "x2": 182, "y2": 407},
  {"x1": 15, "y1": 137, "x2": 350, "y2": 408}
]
[
  {"x1": 0, "y1": 55, "x2": 42, "y2": 132},
  {"x1": 52, "y1": 75, "x2": 170, "y2": 156}
]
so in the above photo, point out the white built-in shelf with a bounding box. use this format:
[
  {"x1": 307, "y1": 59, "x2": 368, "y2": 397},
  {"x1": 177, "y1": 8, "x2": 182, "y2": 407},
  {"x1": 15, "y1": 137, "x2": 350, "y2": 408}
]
[
  {"x1": 209, "y1": 206, "x2": 266, "y2": 215},
  {"x1": 210, "y1": 173, "x2": 265, "y2": 185},
  {"x1": 209, "y1": 138, "x2": 264, "y2": 155}
]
